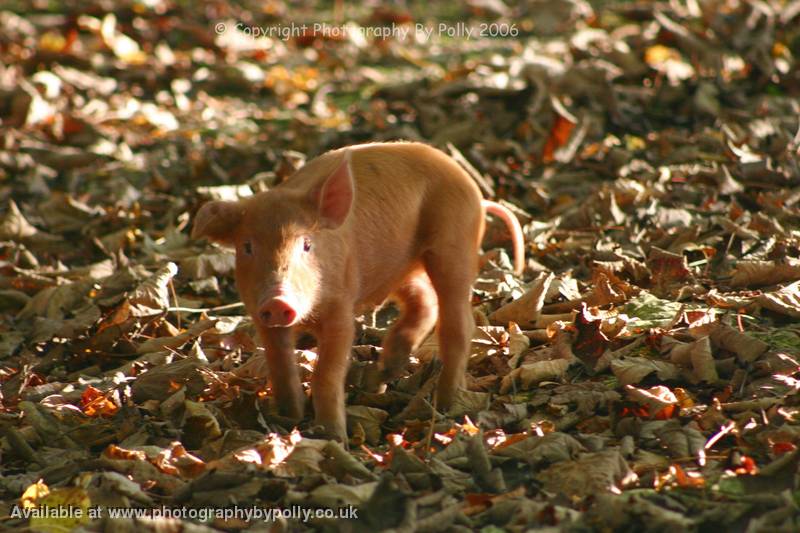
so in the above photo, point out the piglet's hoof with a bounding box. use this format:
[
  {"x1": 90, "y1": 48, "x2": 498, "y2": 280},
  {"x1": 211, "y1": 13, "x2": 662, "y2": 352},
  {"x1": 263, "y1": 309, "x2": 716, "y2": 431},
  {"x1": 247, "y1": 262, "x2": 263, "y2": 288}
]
[
  {"x1": 303, "y1": 423, "x2": 347, "y2": 444},
  {"x1": 261, "y1": 413, "x2": 303, "y2": 432}
]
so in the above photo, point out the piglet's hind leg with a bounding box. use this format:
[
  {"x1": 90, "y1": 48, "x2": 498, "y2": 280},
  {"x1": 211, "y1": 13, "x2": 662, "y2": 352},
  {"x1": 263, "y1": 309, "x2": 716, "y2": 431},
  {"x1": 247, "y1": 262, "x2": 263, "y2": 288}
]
[
  {"x1": 423, "y1": 248, "x2": 477, "y2": 412},
  {"x1": 379, "y1": 270, "x2": 438, "y2": 382}
]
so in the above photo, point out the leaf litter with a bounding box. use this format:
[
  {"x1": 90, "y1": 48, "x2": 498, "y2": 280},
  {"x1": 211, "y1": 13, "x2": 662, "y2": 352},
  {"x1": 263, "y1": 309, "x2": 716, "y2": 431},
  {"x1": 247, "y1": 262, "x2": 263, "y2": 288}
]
[{"x1": 1, "y1": 0, "x2": 800, "y2": 531}]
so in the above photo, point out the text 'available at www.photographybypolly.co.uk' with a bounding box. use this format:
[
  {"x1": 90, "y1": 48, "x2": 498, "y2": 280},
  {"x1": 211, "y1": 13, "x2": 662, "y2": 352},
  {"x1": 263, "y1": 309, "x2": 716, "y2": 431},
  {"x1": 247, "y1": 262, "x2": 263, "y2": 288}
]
[{"x1": 11, "y1": 504, "x2": 359, "y2": 522}]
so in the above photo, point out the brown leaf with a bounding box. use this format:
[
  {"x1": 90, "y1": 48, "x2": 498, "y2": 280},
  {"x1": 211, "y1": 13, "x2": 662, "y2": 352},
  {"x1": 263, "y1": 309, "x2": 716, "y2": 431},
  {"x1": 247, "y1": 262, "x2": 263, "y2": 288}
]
[{"x1": 542, "y1": 114, "x2": 576, "y2": 163}]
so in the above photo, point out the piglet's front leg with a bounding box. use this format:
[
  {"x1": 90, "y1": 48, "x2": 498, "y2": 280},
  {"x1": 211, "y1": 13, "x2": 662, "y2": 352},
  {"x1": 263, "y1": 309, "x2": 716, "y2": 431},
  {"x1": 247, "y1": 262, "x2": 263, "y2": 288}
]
[
  {"x1": 260, "y1": 327, "x2": 304, "y2": 421},
  {"x1": 310, "y1": 302, "x2": 355, "y2": 443}
]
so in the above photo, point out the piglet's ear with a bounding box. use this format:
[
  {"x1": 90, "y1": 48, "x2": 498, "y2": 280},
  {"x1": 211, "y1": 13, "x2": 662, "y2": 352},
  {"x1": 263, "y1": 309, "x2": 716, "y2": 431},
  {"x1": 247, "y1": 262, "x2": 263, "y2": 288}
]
[
  {"x1": 191, "y1": 201, "x2": 242, "y2": 245},
  {"x1": 310, "y1": 152, "x2": 354, "y2": 229}
]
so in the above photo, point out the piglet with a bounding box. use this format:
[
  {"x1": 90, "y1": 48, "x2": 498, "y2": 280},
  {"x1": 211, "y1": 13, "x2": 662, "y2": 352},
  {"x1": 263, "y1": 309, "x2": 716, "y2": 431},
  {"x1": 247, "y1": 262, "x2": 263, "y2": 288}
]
[{"x1": 192, "y1": 142, "x2": 523, "y2": 441}]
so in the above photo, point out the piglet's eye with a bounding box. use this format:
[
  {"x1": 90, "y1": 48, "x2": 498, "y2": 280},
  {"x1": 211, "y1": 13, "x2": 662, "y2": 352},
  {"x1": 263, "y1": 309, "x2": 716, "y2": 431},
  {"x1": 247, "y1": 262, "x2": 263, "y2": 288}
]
[
  {"x1": 303, "y1": 237, "x2": 312, "y2": 252},
  {"x1": 242, "y1": 241, "x2": 253, "y2": 255}
]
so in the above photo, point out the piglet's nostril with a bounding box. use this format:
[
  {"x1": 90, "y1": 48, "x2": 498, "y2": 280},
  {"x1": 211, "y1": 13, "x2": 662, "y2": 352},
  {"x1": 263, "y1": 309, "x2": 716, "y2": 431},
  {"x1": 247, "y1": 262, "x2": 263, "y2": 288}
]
[{"x1": 259, "y1": 297, "x2": 297, "y2": 327}]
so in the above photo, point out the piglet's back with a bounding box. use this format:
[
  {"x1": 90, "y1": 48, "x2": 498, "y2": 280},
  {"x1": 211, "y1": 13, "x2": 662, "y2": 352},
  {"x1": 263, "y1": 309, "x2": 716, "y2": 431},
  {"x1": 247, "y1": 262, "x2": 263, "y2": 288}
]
[{"x1": 284, "y1": 141, "x2": 482, "y2": 237}]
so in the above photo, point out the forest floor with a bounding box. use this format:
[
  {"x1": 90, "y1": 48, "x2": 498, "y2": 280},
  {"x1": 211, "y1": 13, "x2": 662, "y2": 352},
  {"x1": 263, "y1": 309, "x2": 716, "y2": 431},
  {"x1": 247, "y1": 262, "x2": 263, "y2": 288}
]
[{"x1": 1, "y1": 1, "x2": 800, "y2": 531}]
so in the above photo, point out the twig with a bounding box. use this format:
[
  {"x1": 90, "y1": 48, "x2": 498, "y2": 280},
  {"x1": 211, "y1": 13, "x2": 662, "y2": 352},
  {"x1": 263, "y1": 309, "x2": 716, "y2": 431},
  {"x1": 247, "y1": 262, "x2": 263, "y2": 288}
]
[
  {"x1": 168, "y1": 278, "x2": 181, "y2": 329},
  {"x1": 704, "y1": 421, "x2": 736, "y2": 450},
  {"x1": 720, "y1": 398, "x2": 782, "y2": 412},
  {"x1": 425, "y1": 388, "x2": 438, "y2": 459},
  {"x1": 447, "y1": 142, "x2": 494, "y2": 198},
  {"x1": 165, "y1": 302, "x2": 245, "y2": 314}
]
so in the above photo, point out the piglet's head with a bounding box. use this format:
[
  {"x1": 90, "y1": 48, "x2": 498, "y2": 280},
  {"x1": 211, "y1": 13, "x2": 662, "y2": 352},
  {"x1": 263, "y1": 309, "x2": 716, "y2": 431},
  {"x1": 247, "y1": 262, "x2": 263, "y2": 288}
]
[{"x1": 192, "y1": 153, "x2": 354, "y2": 328}]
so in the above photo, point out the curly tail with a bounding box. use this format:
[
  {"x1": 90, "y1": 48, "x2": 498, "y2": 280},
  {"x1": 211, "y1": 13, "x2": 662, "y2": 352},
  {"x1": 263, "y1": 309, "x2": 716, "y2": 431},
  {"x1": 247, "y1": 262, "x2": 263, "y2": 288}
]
[{"x1": 481, "y1": 200, "x2": 525, "y2": 275}]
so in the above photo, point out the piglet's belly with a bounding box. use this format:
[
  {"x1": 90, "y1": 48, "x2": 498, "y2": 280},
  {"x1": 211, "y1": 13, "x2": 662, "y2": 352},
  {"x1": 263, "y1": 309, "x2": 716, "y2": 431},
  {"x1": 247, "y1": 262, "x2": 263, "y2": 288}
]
[{"x1": 355, "y1": 263, "x2": 428, "y2": 313}]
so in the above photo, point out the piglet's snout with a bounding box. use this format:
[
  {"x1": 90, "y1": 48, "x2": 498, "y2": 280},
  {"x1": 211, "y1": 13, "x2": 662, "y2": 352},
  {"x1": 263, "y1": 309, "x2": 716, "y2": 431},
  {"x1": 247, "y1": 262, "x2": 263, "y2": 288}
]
[{"x1": 258, "y1": 296, "x2": 297, "y2": 327}]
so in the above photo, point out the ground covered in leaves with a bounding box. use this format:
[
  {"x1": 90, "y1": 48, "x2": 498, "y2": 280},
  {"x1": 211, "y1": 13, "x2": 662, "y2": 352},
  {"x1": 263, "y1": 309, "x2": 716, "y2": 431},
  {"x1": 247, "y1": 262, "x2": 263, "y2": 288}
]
[{"x1": 2, "y1": 0, "x2": 800, "y2": 531}]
